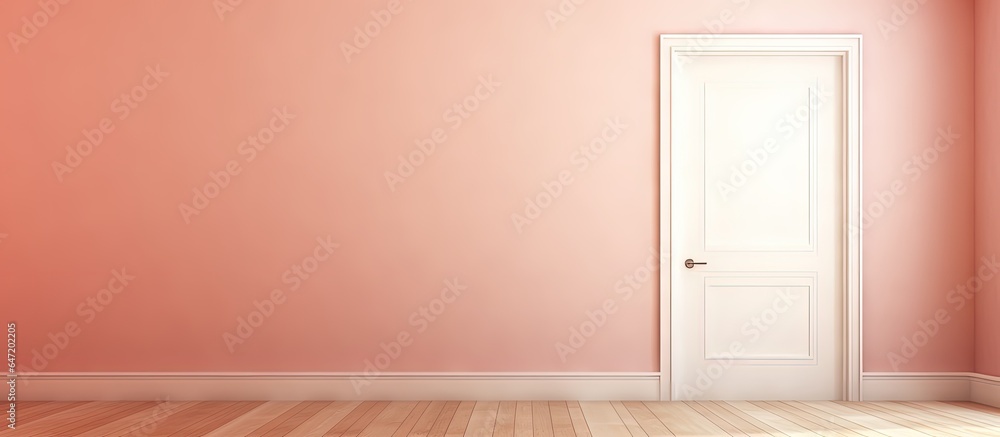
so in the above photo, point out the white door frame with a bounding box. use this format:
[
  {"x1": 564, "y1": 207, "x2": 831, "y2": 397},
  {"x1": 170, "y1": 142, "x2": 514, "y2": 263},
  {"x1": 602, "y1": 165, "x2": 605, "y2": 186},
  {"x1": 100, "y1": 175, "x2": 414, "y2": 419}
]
[{"x1": 658, "y1": 34, "x2": 863, "y2": 401}]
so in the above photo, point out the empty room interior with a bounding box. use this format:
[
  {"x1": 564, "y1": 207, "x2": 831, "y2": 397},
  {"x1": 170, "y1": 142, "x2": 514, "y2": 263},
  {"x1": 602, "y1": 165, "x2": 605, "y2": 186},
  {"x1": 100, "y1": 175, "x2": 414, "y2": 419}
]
[{"x1": 4, "y1": 0, "x2": 1000, "y2": 435}]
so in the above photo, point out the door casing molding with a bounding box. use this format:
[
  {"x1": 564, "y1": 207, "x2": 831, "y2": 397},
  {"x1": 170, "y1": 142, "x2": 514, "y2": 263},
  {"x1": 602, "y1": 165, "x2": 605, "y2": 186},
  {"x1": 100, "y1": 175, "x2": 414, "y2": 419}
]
[{"x1": 658, "y1": 34, "x2": 863, "y2": 401}]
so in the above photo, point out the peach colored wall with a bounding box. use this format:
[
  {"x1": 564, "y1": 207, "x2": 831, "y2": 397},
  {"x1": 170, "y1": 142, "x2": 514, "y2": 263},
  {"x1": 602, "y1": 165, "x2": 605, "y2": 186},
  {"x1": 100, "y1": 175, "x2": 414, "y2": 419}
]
[
  {"x1": 976, "y1": 0, "x2": 1000, "y2": 377},
  {"x1": 0, "y1": 0, "x2": 975, "y2": 374}
]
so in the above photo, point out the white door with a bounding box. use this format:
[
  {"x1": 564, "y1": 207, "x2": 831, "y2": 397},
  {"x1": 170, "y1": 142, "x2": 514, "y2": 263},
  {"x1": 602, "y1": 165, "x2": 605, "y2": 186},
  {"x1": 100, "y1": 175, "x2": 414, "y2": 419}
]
[{"x1": 666, "y1": 37, "x2": 851, "y2": 400}]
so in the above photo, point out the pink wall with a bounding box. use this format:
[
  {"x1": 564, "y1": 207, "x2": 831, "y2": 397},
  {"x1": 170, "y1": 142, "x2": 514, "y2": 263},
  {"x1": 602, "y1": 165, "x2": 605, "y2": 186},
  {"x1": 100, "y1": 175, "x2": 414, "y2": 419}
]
[
  {"x1": 975, "y1": 0, "x2": 1000, "y2": 377},
  {"x1": 0, "y1": 0, "x2": 975, "y2": 374}
]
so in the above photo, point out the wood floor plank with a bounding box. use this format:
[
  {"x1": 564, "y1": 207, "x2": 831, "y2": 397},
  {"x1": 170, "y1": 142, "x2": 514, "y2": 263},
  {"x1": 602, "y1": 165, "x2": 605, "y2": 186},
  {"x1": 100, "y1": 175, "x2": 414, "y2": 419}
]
[
  {"x1": 514, "y1": 401, "x2": 533, "y2": 436},
  {"x1": 324, "y1": 401, "x2": 376, "y2": 436},
  {"x1": 566, "y1": 402, "x2": 593, "y2": 437},
  {"x1": 803, "y1": 402, "x2": 931, "y2": 437},
  {"x1": 178, "y1": 401, "x2": 264, "y2": 436},
  {"x1": 8, "y1": 401, "x2": 46, "y2": 412},
  {"x1": 694, "y1": 401, "x2": 770, "y2": 436},
  {"x1": 755, "y1": 401, "x2": 861, "y2": 437},
  {"x1": 17, "y1": 402, "x2": 110, "y2": 436},
  {"x1": 54, "y1": 401, "x2": 154, "y2": 436},
  {"x1": 917, "y1": 401, "x2": 1000, "y2": 427},
  {"x1": 609, "y1": 401, "x2": 647, "y2": 437},
  {"x1": 579, "y1": 401, "x2": 630, "y2": 437},
  {"x1": 340, "y1": 400, "x2": 388, "y2": 437},
  {"x1": 101, "y1": 402, "x2": 200, "y2": 437},
  {"x1": 903, "y1": 401, "x2": 1000, "y2": 429},
  {"x1": 259, "y1": 401, "x2": 331, "y2": 436},
  {"x1": 765, "y1": 402, "x2": 874, "y2": 437},
  {"x1": 531, "y1": 401, "x2": 554, "y2": 437},
  {"x1": 163, "y1": 402, "x2": 249, "y2": 436},
  {"x1": 359, "y1": 401, "x2": 416, "y2": 437},
  {"x1": 716, "y1": 401, "x2": 788, "y2": 436},
  {"x1": 75, "y1": 401, "x2": 190, "y2": 437},
  {"x1": 444, "y1": 401, "x2": 475, "y2": 437},
  {"x1": 283, "y1": 402, "x2": 362, "y2": 437},
  {"x1": 204, "y1": 402, "x2": 301, "y2": 437},
  {"x1": 408, "y1": 401, "x2": 446, "y2": 437},
  {"x1": 784, "y1": 402, "x2": 886, "y2": 437},
  {"x1": 493, "y1": 401, "x2": 517, "y2": 437},
  {"x1": 871, "y1": 401, "x2": 1000, "y2": 436},
  {"x1": 6, "y1": 400, "x2": 1000, "y2": 436},
  {"x1": 744, "y1": 401, "x2": 839, "y2": 436},
  {"x1": 137, "y1": 401, "x2": 237, "y2": 436},
  {"x1": 15, "y1": 401, "x2": 119, "y2": 435},
  {"x1": 169, "y1": 402, "x2": 253, "y2": 436},
  {"x1": 22, "y1": 401, "x2": 137, "y2": 436},
  {"x1": 426, "y1": 401, "x2": 460, "y2": 437},
  {"x1": 463, "y1": 401, "x2": 498, "y2": 437},
  {"x1": 16, "y1": 401, "x2": 116, "y2": 436},
  {"x1": 942, "y1": 401, "x2": 1000, "y2": 424},
  {"x1": 731, "y1": 401, "x2": 817, "y2": 436},
  {"x1": 837, "y1": 402, "x2": 962, "y2": 437},
  {"x1": 622, "y1": 401, "x2": 672, "y2": 436},
  {"x1": 951, "y1": 401, "x2": 1000, "y2": 415},
  {"x1": 645, "y1": 401, "x2": 730, "y2": 436},
  {"x1": 688, "y1": 401, "x2": 744, "y2": 435},
  {"x1": 683, "y1": 402, "x2": 742, "y2": 436},
  {"x1": 391, "y1": 401, "x2": 430, "y2": 437},
  {"x1": 845, "y1": 402, "x2": 959, "y2": 436},
  {"x1": 861, "y1": 402, "x2": 994, "y2": 437},
  {"x1": 548, "y1": 401, "x2": 578, "y2": 437},
  {"x1": 247, "y1": 401, "x2": 315, "y2": 436},
  {"x1": 12, "y1": 401, "x2": 68, "y2": 417},
  {"x1": 782, "y1": 402, "x2": 886, "y2": 437},
  {"x1": 3, "y1": 402, "x2": 65, "y2": 430}
]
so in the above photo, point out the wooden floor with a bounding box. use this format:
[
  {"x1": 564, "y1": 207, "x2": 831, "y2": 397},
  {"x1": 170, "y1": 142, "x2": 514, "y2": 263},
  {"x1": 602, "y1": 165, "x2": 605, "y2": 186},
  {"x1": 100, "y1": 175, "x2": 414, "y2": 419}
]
[{"x1": 3, "y1": 400, "x2": 1000, "y2": 436}]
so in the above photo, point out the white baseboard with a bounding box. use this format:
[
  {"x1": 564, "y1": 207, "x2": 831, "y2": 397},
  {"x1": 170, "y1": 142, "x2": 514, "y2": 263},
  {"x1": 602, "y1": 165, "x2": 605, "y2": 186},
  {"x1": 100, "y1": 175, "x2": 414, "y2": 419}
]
[
  {"x1": 970, "y1": 373, "x2": 1000, "y2": 408},
  {"x1": 862, "y1": 372, "x2": 972, "y2": 401},
  {"x1": 14, "y1": 372, "x2": 661, "y2": 401},
  {"x1": 863, "y1": 372, "x2": 1000, "y2": 407},
  {"x1": 18, "y1": 372, "x2": 1000, "y2": 404}
]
